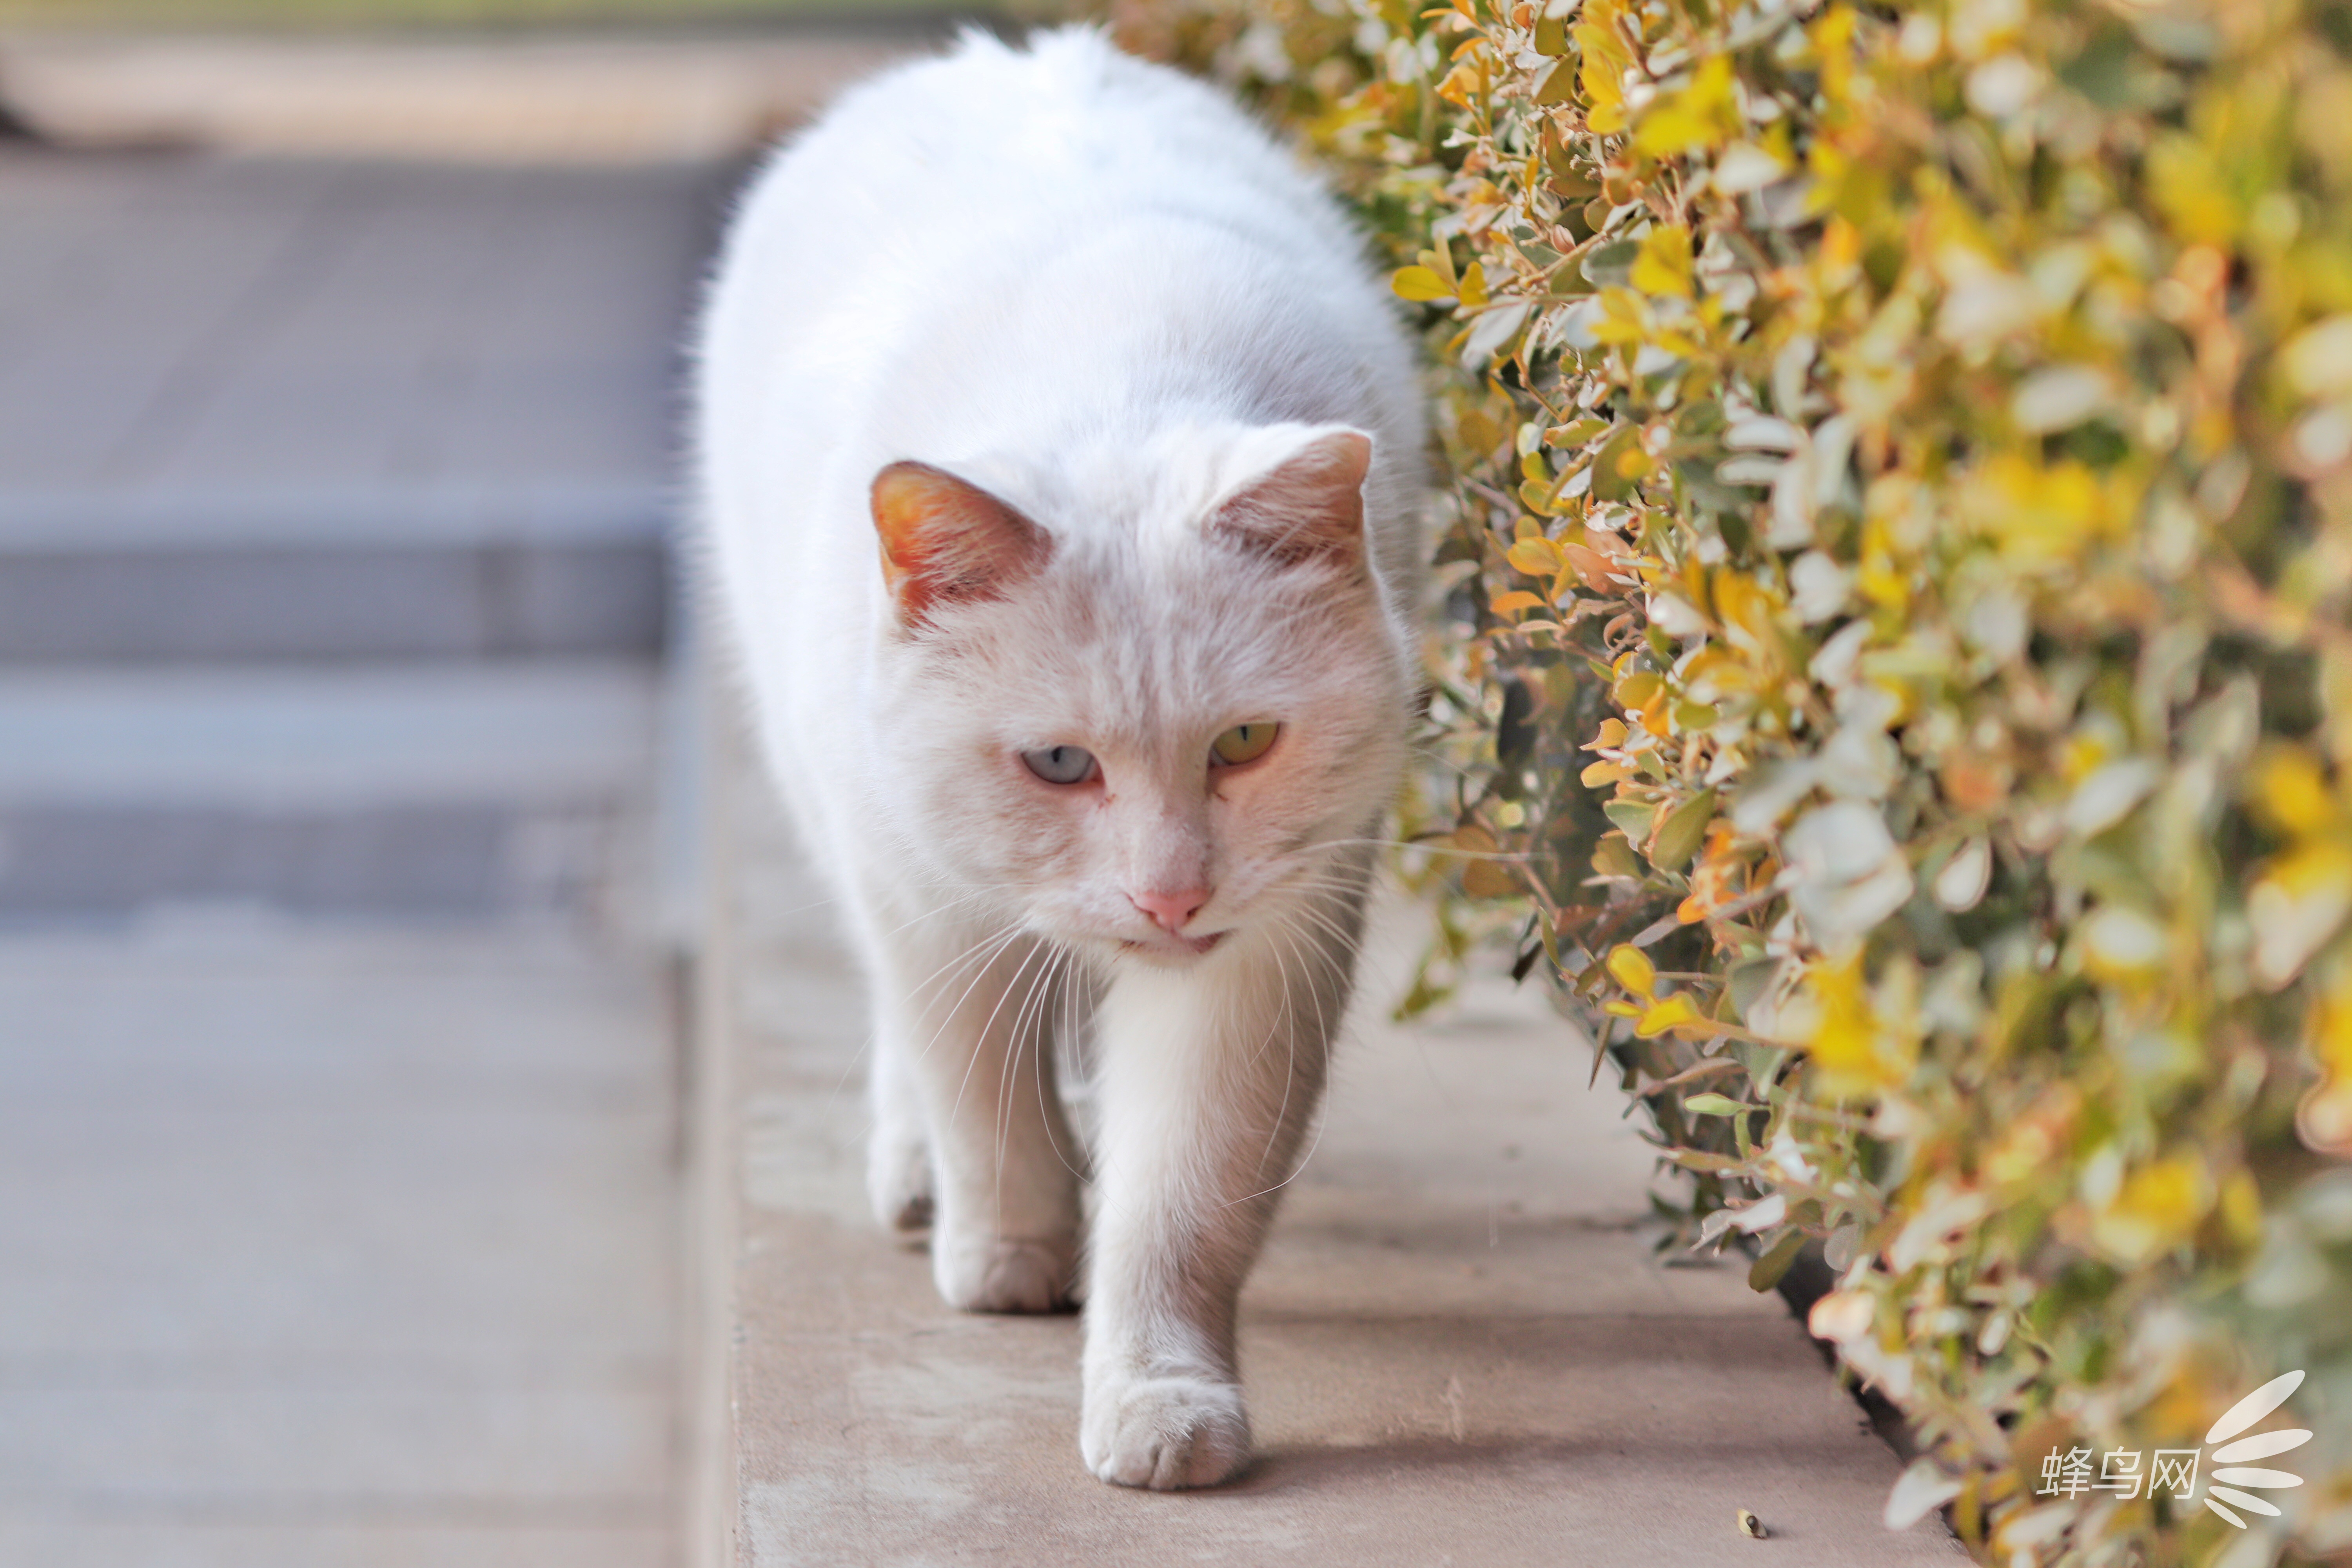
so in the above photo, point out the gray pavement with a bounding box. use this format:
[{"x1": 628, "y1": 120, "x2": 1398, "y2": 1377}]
[
  {"x1": 0, "y1": 927, "x2": 680, "y2": 1567},
  {"x1": 701, "y1": 725, "x2": 1965, "y2": 1566},
  {"x1": 0, "y1": 135, "x2": 742, "y2": 1564}
]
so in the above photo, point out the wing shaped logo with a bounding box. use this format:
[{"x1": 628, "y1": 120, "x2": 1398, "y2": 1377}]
[{"x1": 2195, "y1": 1368, "x2": 2311, "y2": 1530}]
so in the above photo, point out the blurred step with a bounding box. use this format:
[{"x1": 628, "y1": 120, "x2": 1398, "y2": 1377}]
[
  {"x1": 0, "y1": 663, "x2": 659, "y2": 922},
  {"x1": 0, "y1": 28, "x2": 934, "y2": 165},
  {"x1": 0, "y1": 151, "x2": 725, "y2": 662},
  {"x1": 0, "y1": 506, "x2": 666, "y2": 662}
]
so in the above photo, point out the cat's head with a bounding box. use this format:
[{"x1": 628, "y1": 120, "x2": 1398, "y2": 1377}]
[{"x1": 868, "y1": 423, "x2": 1413, "y2": 965}]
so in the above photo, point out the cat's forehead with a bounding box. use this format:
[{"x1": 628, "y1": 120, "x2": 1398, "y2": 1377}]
[{"x1": 935, "y1": 543, "x2": 1364, "y2": 744}]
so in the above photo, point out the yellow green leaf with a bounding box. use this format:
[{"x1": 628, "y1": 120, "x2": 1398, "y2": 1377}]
[
  {"x1": 1632, "y1": 54, "x2": 1741, "y2": 159},
  {"x1": 1615, "y1": 669, "x2": 1662, "y2": 707},
  {"x1": 1629, "y1": 224, "x2": 1694, "y2": 299},
  {"x1": 1649, "y1": 789, "x2": 1717, "y2": 871},
  {"x1": 1391, "y1": 265, "x2": 1454, "y2": 302},
  {"x1": 1606, "y1": 943, "x2": 1657, "y2": 996},
  {"x1": 2090, "y1": 1154, "x2": 2213, "y2": 1266},
  {"x1": 1506, "y1": 536, "x2": 1564, "y2": 575},
  {"x1": 1634, "y1": 993, "x2": 1704, "y2": 1037},
  {"x1": 2251, "y1": 746, "x2": 2338, "y2": 837}
]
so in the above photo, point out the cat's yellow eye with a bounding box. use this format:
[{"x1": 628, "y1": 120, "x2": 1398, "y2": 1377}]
[{"x1": 1210, "y1": 722, "x2": 1279, "y2": 768}]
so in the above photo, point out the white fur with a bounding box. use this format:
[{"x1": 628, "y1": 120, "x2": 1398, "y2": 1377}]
[{"x1": 693, "y1": 26, "x2": 1423, "y2": 1490}]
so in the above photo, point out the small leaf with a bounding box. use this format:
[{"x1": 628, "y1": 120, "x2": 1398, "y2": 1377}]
[
  {"x1": 1650, "y1": 789, "x2": 1718, "y2": 872},
  {"x1": 1489, "y1": 590, "x2": 1546, "y2": 614},
  {"x1": 1615, "y1": 669, "x2": 1662, "y2": 707},
  {"x1": 1592, "y1": 835, "x2": 1642, "y2": 879},
  {"x1": 1462, "y1": 858, "x2": 1519, "y2": 898},
  {"x1": 1684, "y1": 1092, "x2": 1755, "y2": 1116},
  {"x1": 1391, "y1": 265, "x2": 1455, "y2": 303},
  {"x1": 1506, "y1": 536, "x2": 1564, "y2": 575},
  {"x1": 1748, "y1": 1228, "x2": 1806, "y2": 1292},
  {"x1": 1635, "y1": 994, "x2": 1704, "y2": 1037},
  {"x1": 1884, "y1": 1460, "x2": 1962, "y2": 1530},
  {"x1": 1629, "y1": 223, "x2": 1695, "y2": 299},
  {"x1": 1606, "y1": 943, "x2": 1657, "y2": 996},
  {"x1": 1603, "y1": 798, "x2": 1656, "y2": 841},
  {"x1": 1667, "y1": 1148, "x2": 1748, "y2": 1174},
  {"x1": 1581, "y1": 238, "x2": 1639, "y2": 289}
]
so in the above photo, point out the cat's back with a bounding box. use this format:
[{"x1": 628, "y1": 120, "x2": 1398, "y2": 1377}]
[
  {"x1": 701, "y1": 27, "x2": 1385, "y2": 438},
  {"x1": 732, "y1": 27, "x2": 1337, "y2": 280}
]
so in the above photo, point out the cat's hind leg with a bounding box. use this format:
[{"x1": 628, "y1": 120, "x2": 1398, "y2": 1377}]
[{"x1": 872, "y1": 917, "x2": 1085, "y2": 1313}]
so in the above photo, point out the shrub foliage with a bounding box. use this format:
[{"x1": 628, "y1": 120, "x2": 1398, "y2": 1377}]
[{"x1": 1109, "y1": 0, "x2": 2352, "y2": 1560}]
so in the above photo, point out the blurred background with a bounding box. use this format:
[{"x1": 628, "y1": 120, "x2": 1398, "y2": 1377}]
[{"x1": 0, "y1": 4, "x2": 985, "y2": 1561}]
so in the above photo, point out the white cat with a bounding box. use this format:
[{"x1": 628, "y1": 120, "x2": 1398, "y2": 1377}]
[{"x1": 693, "y1": 26, "x2": 1424, "y2": 1490}]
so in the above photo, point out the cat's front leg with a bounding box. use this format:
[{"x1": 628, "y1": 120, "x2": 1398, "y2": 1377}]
[
  {"x1": 871, "y1": 917, "x2": 1084, "y2": 1313},
  {"x1": 1079, "y1": 887, "x2": 1362, "y2": 1489}
]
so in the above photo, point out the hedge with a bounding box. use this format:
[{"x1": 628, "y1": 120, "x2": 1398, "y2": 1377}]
[{"x1": 1106, "y1": 0, "x2": 2351, "y2": 1561}]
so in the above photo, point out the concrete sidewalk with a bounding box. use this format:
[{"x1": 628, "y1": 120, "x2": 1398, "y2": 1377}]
[{"x1": 698, "y1": 722, "x2": 1965, "y2": 1566}]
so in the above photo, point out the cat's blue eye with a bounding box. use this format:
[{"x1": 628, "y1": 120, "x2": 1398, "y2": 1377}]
[{"x1": 1021, "y1": 744, "x2": 1097, "y2": 785}]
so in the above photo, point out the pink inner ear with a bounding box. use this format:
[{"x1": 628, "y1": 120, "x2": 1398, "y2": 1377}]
[
  {"x1": 1210, "y1": 430, "x2": 1373, "y2": 570},
  {"x1": 870, "y1": 461, "x2": 1052, "y2": 624}
]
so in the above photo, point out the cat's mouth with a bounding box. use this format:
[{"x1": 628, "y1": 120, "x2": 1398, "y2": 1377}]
[{"x1": 1120, "y1": 931, "x2": 1225, "y2": 961}]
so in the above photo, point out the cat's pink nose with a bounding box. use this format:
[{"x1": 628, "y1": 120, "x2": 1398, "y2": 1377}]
[{"x1": 1130, "y1": 887, "x2": 1210, "y2": 933}]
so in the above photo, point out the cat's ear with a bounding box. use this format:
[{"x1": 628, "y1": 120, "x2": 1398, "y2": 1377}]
[
  {"x1": 870, "y1": 461, "x2": 1052, "y2": 625},
  {"x1": 1209, "y1": 427, "x2": 1373, "y2": 574}
]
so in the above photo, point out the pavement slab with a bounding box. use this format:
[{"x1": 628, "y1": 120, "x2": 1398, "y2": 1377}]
[
  {"x1": 701, "y1": 721, "x2": 1967, "y2": 1566},
  {"x1": 0, "y1": 927, "x2": 682, "y2": 1564}
]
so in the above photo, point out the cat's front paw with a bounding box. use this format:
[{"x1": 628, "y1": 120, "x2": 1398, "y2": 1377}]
[
  {"x1": 1080, "y1": 1375, "x2": 1251, "y2": 1490},
  {"x1": 933, "y1": 1232, "x2": 1075, "y2": 1314}
]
